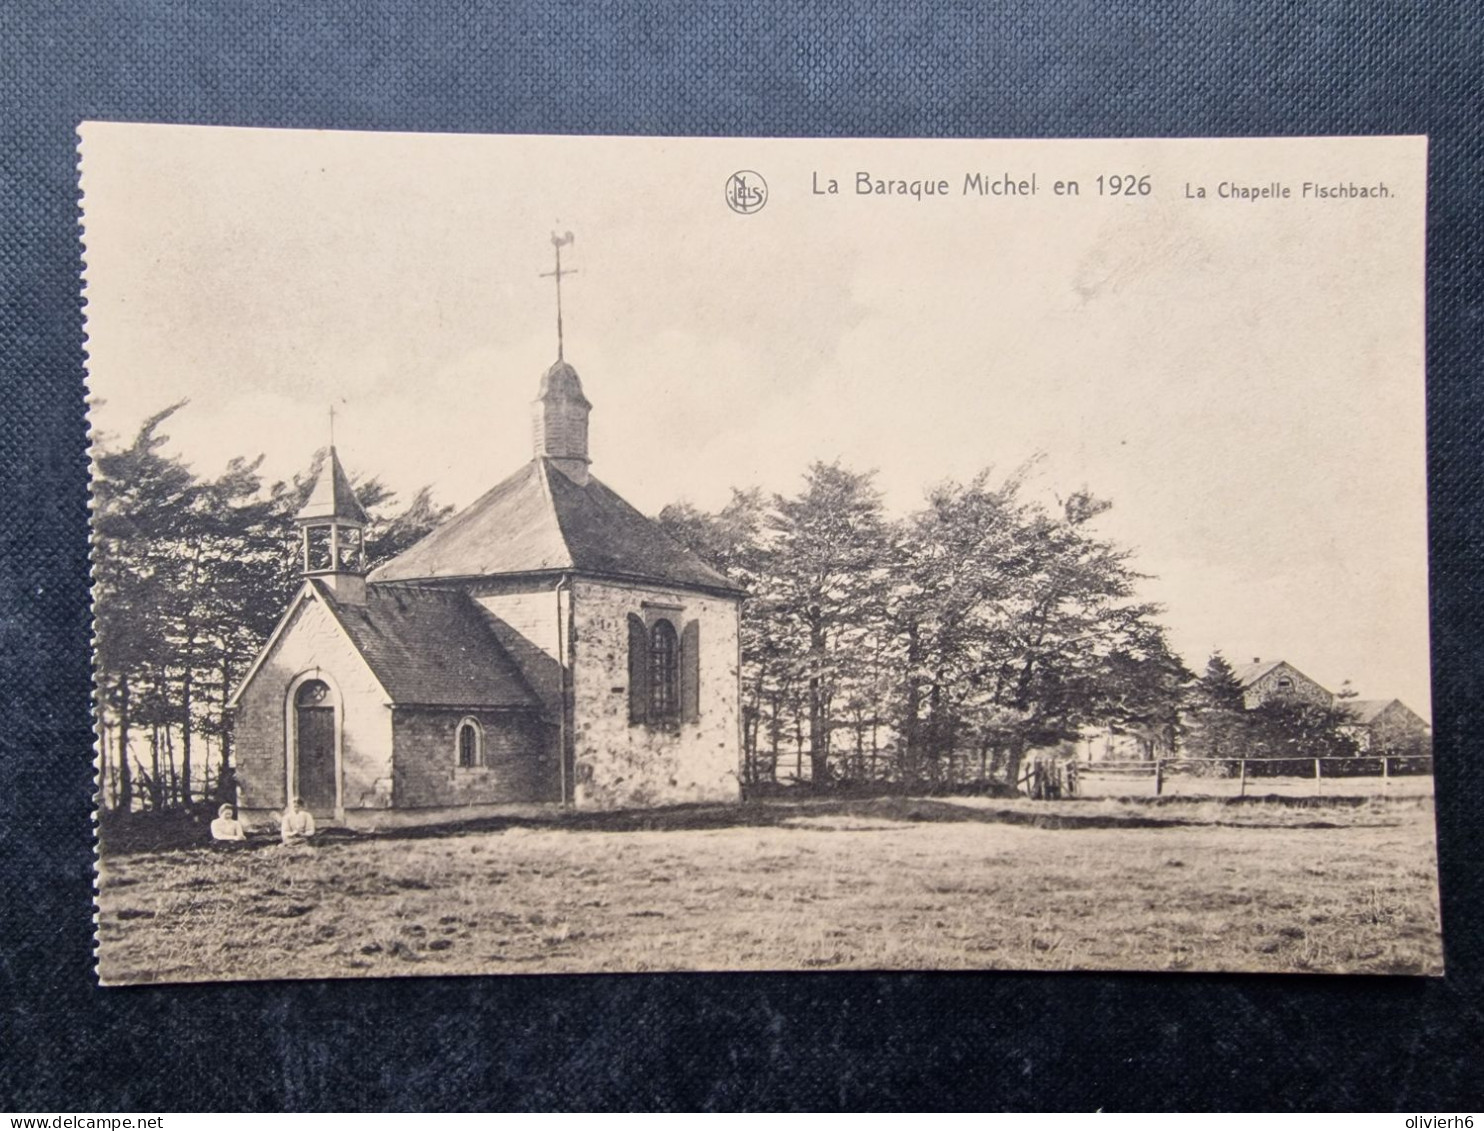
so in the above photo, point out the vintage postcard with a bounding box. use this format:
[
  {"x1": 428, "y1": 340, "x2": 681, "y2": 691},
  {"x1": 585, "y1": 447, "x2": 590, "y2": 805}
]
[{"x1": 83, "y1": 125, "x2": 1436, "y2": 982}]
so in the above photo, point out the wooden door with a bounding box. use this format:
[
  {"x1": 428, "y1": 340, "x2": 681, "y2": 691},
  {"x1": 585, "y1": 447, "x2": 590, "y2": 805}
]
[{"x1": 295, "y1": 681, "x2": 338, "y2": 813}]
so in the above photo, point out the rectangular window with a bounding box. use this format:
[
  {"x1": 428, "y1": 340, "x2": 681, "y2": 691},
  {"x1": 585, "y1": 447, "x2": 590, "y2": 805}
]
[{"x1": 305, "y1": 525, "x2": 333, "y2": 571}]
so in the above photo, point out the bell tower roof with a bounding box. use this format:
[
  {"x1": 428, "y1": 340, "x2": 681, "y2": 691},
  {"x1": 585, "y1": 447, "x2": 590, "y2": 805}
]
[
  {"x1": 537, "y1": 358, "x2": 591, "y2": 407},
  {"x1": 296, "y1": 446, "x2": 369, "y2": 526},
  {"x1": 532, "y1": 356, "x2": 593, "y2": 481}
]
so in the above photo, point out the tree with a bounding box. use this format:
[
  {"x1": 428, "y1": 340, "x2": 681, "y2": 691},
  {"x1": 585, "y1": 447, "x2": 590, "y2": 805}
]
[
  {"x1": 92, "y1": 402, "x2": 197, "y2": 811},
  {"x1": 969, "y1": 488, "x2": 1167, "y2": 785},
  {"x1": 660, "y1": 463, "x2": 1186, "y2": 792},
  {"x1": 367, "y1": 484, "x2": 453, "y2": 567},
  {"x1": 1182, "y1": 652, "x2": 1250, "y2": 760},
  {"x1": 93, "y1": 411, "x2": 455, "y2": 813},
  {"x1": 1093, "y1": 629, "x2": 1193, "y2": 759},
  {"x1": 186, "y1": 461, "x2": 302, "y2": 804},
  {"x1": 887, "y1": 466, "x2": 1032, "y2": 783},
  {"x1": 767, "y1": 463, "x2": 890, "y2": 787},
  {"x1": 1247, "y1": 698, "x2": 1360, "y2": 761},
  {"x1": 658, "y1": 489, "x2": 767, "y2": 582}
]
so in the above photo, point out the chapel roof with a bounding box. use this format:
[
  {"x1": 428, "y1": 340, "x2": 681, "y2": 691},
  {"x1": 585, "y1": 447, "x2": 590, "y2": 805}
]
[
  {"x1": 296, "y1": 446, "x2": 370, "y2": 525},
  {"x1": 314, "y1": 580, "x2": 541, "y2": 709},
  {"x1": 367, "y1": 457, "x2": 741, "y2": 593}
]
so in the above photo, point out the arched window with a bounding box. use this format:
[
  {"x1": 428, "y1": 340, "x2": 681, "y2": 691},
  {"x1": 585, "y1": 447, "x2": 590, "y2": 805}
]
[
  {"x1": 295, "y1": 679, "x2": 331, "y2": 707},
  {"x1": 456, "y1": 717, "x2": 483, "y2": 768},
  {"x1": 629, "y1": 613, "x2": 701, "y2": 726},
  {"x1": 649, "y1": 619, "x2": 680, "y2": 720}
]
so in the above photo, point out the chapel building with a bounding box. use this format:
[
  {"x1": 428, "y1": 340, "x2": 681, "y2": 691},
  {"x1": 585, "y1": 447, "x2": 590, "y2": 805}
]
[{"x1": 227, "y1": 351, "x2": 744, "y2": 828}]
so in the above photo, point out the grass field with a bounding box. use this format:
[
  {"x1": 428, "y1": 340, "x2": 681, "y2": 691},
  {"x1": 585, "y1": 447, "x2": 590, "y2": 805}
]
[{"x1": 95, "y1": 794, "x2": 1443, "y2": 983}]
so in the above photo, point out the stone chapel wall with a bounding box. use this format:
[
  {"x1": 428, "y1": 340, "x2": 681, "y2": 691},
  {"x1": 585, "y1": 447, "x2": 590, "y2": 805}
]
[
  {"x1": 467, "y1": 579, "x2": 564, "y2": 713},
  {"x1": 392, "y1": 708, "x2": 558, "y2": 807},
  {"x1": 231, "y1": 590, "x2": 394, "y2": 819},
  {"x1": 569, "y1": 577, "x2": 741, "y2": 809}
]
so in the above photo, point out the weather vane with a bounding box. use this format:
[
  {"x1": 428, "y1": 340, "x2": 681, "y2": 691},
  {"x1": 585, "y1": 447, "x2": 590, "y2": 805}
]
[{"x1": 540, "y1": 231, "x2": 577, "y2": 360}]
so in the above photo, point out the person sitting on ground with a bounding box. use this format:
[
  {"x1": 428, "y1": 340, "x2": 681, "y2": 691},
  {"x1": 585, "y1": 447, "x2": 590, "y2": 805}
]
[
  {"x1": 279, "y1": 796, "x2": 317, "y2": 847},
  {"x1": 210, "y1": 803, "x2": 247, "y2": 843}
]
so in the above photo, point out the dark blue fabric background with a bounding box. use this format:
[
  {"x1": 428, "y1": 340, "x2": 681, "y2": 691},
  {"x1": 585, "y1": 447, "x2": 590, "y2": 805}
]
[{"x1": 3, "y1": 1, "x2": 1482, "y2": 1111}]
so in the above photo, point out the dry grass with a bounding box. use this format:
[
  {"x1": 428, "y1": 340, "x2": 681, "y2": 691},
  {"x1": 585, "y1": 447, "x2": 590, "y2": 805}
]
[{"x1": 94, "y1": 794, "x2": 1443, "y2": 984}]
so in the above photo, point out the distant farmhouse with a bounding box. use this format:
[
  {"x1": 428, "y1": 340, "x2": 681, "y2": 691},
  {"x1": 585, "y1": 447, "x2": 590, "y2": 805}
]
[
  {"x1": 1334, "y1": 698, "x2": 1430, "y2": 754},
  {"x1": 1233, "y1": 658, "x2": 1429, "y2": 751},
  {"x1": 227, "y1": 253, "x2": 744, "y2": 829},
  {"x1": 1236, "y1": 658, "x2": 1430, "y2": 755},
  {"x1": 1086, "y1": 656, "x2": 1429, "y2": 761},
  {"x1": 1229, "y1": 658, "x2": 1333, "y2": 709}
]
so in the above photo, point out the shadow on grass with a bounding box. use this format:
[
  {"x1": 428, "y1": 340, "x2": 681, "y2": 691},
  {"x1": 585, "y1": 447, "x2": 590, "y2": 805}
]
[
  {"x1": 101, "y1": 791, "x2": 1423, "y2": 858},
  {"x1": 98, "y1": 808, "x2": 362, "y2": 857},
  {"x1": 384, "y1": 793, "x2": 1390, "y2": 841}
]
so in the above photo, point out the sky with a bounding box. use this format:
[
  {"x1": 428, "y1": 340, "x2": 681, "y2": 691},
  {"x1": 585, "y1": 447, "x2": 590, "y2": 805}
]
[{"x1": 80, "y1": 126, "x2": 1431, "y2": 716}]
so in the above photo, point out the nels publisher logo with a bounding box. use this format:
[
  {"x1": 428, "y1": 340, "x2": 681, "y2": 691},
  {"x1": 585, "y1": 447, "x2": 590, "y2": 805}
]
[{"x1": 725, "y1": 170, "x2": 768, "y2": 214}]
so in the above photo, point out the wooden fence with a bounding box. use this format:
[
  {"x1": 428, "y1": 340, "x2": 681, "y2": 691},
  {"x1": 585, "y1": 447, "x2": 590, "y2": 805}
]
[{"x1": 1077, "y1": 756, "x2": 1434, "y2": 798}]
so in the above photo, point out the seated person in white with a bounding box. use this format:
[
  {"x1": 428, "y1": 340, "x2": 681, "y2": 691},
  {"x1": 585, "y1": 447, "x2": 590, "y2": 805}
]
[
  {"x1": 279, "y1": 797, "x2": 317, "y2": 846},
  {"x1": 210, "y1": 803, "x2": 247, "y2": 843}
]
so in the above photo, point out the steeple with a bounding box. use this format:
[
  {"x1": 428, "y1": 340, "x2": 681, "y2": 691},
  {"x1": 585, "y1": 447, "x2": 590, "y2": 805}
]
[
  {"x1": 295, "y1": 446, "x2": 369, "y2": 603},
  {"x1": 533, "y1": 359, "x2": 592, "y2": 484},
  {"x1": 532, "y1": 232, "x2": 592, "y2": 484}
]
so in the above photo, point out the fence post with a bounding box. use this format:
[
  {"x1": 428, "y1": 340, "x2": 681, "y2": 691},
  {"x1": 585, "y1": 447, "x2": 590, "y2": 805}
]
[
  {"x1": 1239, "y1": 758, "x2": 1247, "y2": 798},
  {"x1": 1314, "y1": 757, "x2": 1322, "y2": 792},
  {"x1": 1154, "y1": 758, "x2": 1163, "y2": 797},
  {"x1": 1382, "y1": 755, "x2": 1390, "y2": 786}
]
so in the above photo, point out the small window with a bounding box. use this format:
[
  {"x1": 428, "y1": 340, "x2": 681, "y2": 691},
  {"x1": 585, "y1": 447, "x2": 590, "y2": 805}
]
[
  {"x1": 295, "y1": 679, "x2": 331, "y2": 707},
  {"x1": 456, "y1": 718, "x2": 483, "y2": 768},
  {"x1": 649, "y1": 619, "x2": 680, "y2": 720},
  {"x1": 1277, "y1": 677, "x2": 1294, "y2": 691}
]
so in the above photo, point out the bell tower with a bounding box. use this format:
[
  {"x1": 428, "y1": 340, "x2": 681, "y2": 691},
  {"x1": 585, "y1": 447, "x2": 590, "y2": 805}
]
[
  {"x1": 295, "y1": 445, "x2": 369, "y2": 604},
  {"x1": 533, "y1": 359, "x2": 592, "y2": 484}
]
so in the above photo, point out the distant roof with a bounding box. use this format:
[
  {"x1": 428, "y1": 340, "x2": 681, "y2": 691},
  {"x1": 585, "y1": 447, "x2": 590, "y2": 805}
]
[
  {"x1": 368, "y1": 457, "x2": 740, "y2": 593},
  {"x1": 1230, "y1": 660, "x2": 1286, "y2": 687},
  {"x1": 1337, "y1": 698, "x2": 1398, "y2": 724},
  {"x1": 296, "y1": 447, "x2": 369, "y2": 525},
  {"x1": 317, "y1": 581, "x2": 541, "y2": 709}
]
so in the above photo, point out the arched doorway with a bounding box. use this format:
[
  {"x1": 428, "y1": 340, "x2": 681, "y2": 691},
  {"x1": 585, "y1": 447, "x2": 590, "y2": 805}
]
[{"x1": 293, "y1": 678, "x2": 338, "y2": 813}]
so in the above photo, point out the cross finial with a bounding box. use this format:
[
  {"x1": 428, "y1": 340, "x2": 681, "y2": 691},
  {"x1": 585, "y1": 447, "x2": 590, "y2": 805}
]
[
  {"x1": 328, "y1": 404, "x2": 336, "y2": 447},
  {"x1": 539, "y1": 231, "x2": 577, "y2": 360}
]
